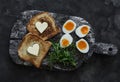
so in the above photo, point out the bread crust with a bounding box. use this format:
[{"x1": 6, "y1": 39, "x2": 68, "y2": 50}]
[
  {"x1": 18, "y1": 33, "x2": 52, "y2": 68},
  {"x1": 27, "y1": 12, "x2": 61, "y2": 40}
]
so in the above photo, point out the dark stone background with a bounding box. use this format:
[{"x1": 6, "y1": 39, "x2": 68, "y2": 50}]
[{"x1": 0, "y1": 0, "x2": 120, "y2": 82}]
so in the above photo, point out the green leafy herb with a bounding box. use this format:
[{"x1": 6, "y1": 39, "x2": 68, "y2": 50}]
[{"x1": 48, "y1": 42, "x2": 77, "y2": 67}]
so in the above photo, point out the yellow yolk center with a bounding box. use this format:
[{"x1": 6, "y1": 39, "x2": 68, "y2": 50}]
[
  {"x1": 64, "y1": 21, "x2": 74, "y2": 31},
  {"x1": 81, "y1": 26, "x2": 89, "y2": 34},
  {"x1": 78, "y1": 41, "x2": 87, "y2": 50},
  {"x1": 62, "y1": 39, "x2": 69, "y2": 47}
]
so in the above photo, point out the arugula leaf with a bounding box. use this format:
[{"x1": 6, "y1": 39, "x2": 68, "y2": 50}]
[{"x1": 48, "y1": 42, "x2": 77, "y2": 67}]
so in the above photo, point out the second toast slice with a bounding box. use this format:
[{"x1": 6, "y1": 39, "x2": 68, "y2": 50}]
[{"x1": 18, "y1": 33, "x2": 52, "y2": 68}]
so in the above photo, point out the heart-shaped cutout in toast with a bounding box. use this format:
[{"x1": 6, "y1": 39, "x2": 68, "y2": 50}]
[
  {"x1": 27, "y1": 44, "x2": 39, "y2": 56},
  {"x1": 35, "y1": 21, "x2": 48, "y2": 33}
]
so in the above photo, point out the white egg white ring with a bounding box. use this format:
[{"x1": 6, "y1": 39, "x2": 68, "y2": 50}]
[
  {"x1": 75, "y1": 25, "x2": 90, "y2": 38},
  {"x1": 60, "y1": 33, "x2": 73, "y2": 48},
  {"x1": 63, "y1": 20, "x2": 76, "y2": 33},
  {"x1": 76, "y1": 39, "x2": 89, "y2": 53}
]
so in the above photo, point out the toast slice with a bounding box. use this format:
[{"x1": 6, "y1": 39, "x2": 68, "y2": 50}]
[
  {"x1": 27, "y1": 12, "x2": 61, "y2": 40},
  {"x1": 18, "y1": 33, "x2": 52, "y2": 68}
]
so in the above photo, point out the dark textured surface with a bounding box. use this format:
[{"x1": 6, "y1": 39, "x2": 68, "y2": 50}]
[
  {"x1": 9, "y1": 10, "x2": 95, "y2": 71},
  {"x1": 0, "y1": 0, "x2": 120, "y2": 82}
]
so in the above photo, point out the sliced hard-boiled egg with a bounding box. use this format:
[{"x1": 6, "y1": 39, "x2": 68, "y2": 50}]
[
  {"x1": 60, "y1": 33, "x2": 73, "y2": 48},
  {"x1": 75, "y1": 25, "x2": 90, "y2": 38},
  {"x1": 76, "y1": 39, "x2": 89, "y2": 53},
  {"x1": 63, "y1": 20, "x2": 76, "y2": 33}
]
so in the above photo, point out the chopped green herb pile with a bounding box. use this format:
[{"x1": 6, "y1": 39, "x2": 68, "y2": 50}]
[{"x1": 48, "y1": 42, "x2": 77, "y2": 67}]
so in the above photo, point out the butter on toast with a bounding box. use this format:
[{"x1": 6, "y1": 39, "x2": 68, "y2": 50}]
[
  {"x1": 18, "y1": 33, "x2": 52, "y2": 68},
  {"x1": 27, "y1": 12, "x2": 61, "y2": 40}
]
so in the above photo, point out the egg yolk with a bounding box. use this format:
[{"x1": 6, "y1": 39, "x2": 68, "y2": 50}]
[
  {"x1": 78, "y1": 41, "x2": 87, "y2": 50},
  {"x1": 81, "y1": 26, "x2": 89, "y2": 34},
  {"x1": 64, "y1": 21, "x2": 74, "y2": 31},
  {"x1": 62, "y1": 39, "x2": 69, "y2": 47}
]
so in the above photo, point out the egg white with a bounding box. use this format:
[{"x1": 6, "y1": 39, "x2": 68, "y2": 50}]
[
  {"x1": 60, "y1": 33, "x2": 73, "y2": 48},
  {"x1": 63, "y1": 20, "x2": 76, "y2": 33},
  {"x1": 76, "y1": 39, "x2": 89, "y2": 53},
  {"x1": 75, "y1": 25, "x2": 90, "y2": 38}
]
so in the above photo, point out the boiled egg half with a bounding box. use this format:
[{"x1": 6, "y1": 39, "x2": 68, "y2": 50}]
[
  {"x1": 76, "y1": 39, "x2": 89, "y2": 53},
  {"x1": 63, "y1": 20, "x2": 76, "y2": 33},
  {"x1": 60, "y1": 33, "x2": 73, "y2": 48},
  {"x1": 75, "y1": 25, "x2": 90, "y2": 38}
]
